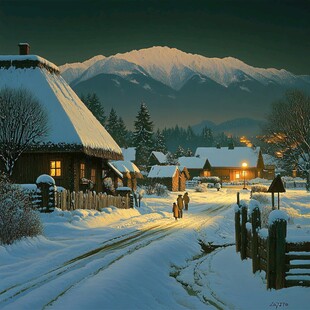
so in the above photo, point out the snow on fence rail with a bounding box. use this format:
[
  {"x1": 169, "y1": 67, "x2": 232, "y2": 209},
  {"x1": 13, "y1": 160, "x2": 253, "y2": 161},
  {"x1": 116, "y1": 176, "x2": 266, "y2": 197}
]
[
  {"x1": 235, "y1": 197, "x2": 310, "y2": 289},
  {"x1": 55, "y1": 190, "x2": 131, "y2": 211}
]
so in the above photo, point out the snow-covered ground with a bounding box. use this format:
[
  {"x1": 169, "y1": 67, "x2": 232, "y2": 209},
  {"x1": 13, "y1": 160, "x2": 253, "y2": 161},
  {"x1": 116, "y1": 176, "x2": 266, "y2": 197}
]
[{"x1": 0, "y1": 187, "x2": 309, "y2": 309}]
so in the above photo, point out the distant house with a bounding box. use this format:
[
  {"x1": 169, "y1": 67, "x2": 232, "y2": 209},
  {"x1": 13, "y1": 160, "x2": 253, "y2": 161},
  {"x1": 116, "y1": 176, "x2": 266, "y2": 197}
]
[
  {"x1": 178, "y1": 156, "x2": 211, "y2": 178},
  {"x1": 195, "y1": 146, "x2": 264, "y2": 182},
  {"x1": 111, "y1": 160, "x2": 143, "y2": 191},
  {"x1": 121, "y1": 147, "x2": 136, "y2": 162},
  {"x1": 149, "y1": 151, "x2": 167, "y2": 166},
  {"x1": 261, "y1": 154, "x2": 277, "y2": 180},
  {"x1": 0, "y1": 43, "x2": 123, "y2": 192},
  {"x1": 147, "y1": 165, "x2": 186, "y2": 192}
]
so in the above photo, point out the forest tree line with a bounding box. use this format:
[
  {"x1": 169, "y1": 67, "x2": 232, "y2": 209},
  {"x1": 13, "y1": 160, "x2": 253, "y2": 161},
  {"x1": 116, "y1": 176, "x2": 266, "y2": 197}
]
[{"x1": 80, "y1": 93, "x2": 244, "y2": 160}]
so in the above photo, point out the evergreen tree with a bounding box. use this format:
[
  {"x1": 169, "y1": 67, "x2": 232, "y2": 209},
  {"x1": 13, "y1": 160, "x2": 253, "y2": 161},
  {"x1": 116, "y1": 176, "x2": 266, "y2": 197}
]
[
  {"x1": 115, "y1": 116, "x2": 128, "y2": 147},
  {"x1": 166, "y1": 151, "x2": 178, "y2": 165},
  {"x1": 133, "y1": 102, "x2": 154, "y2": 167},
  {"x1": 154, "y1": 129, "x2": 167, "y2": 153},
  {"x1": 174, "y1": 145, "x2": 186, "y2": 159},
  {"x1": 106, "y1": 108, "x2": 119, "y2": 138},
  {"x1": 80, "y1": 93, "x2": 106, "y2": 126},
  {"x1": 185, "y1": 148, "x2": 193, "y2": 157},
  {"x1": 202, "y1": 126, "x2": 214, "y2": 146}
]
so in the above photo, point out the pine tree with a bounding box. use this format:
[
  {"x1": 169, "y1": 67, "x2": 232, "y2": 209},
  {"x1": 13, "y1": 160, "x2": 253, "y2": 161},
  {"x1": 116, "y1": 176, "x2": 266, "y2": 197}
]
[
  {"x1": 106, "y1": 108, "x2": 119, "y2": 138},
  {"x1": 202, "y1": 126, "x2": 214, "y2": 146},
  {"x1": 116, "y1": 116, "x2": 129, "y2": 147},
  {"x1": 80, "y1": 93, "x2": 106, "y2": 126},
  {"x1": 154, "y1": 129, "x2": 167, "y2": 153},
  {"x1": 174, "y1": 145, "x2": 186, "y2": 159},
  {"x1": 133, "y1": 102, "x2": 154, "y2": 167}
]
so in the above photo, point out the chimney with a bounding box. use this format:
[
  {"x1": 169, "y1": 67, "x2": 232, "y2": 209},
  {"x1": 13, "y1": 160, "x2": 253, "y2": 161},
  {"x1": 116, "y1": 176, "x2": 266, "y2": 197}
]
[{"x1": 18, "y1": 43, "x2": 30, "y2": 55}]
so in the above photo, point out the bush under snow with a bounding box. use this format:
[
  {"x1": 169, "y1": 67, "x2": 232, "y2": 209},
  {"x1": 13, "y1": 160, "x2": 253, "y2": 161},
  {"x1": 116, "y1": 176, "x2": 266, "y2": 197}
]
[{"x1": 0, "y1": 174, "x2": 43, "y2": 245}]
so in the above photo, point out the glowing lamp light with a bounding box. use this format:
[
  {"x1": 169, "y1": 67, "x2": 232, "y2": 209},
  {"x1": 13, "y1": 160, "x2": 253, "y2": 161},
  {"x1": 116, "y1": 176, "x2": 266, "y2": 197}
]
[{"x1": 242, "y1": 162, "x2": 247, "y2": 190}]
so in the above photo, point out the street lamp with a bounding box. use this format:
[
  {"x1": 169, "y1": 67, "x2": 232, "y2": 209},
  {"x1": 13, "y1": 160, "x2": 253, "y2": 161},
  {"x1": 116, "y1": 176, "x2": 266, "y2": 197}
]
[{"x1": 242, "y1": 162, "x2": 247, "y2": 190}]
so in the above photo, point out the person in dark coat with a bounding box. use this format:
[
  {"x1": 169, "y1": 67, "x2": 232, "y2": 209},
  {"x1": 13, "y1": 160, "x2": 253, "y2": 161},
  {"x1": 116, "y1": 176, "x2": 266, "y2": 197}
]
[
  {"x1": 172, "y1": 202, "x2": 179, "y2": 220},
  {"x1": 177, "y1": 194, "x2": 184, "y2": 218},
  {"x1": 183, "y1": 192, "x2": 190, "y2": 211}
]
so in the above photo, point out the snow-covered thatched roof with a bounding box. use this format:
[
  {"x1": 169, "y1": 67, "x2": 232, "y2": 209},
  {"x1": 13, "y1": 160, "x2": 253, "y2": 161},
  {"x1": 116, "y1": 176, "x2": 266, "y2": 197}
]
[
  {"x1": 148, "y1": 165, "x2": 179, "y2": 178},
  {"x1": 195, "y1": 147, "x2": 261, "y2": 168},
  {"x1": 0, "y1": 54, "x2": 122, "y2": 160},
  {"x1": 110, "y1": 160, "x2": 143, "y2": 178}
]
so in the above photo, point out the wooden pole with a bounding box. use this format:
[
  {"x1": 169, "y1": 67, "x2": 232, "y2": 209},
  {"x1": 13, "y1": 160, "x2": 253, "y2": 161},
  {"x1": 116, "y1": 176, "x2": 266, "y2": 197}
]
[
  {"x1": 271, "y1": 192, "x2": 275, "y2": 210},
  {"x1": 240, "y1": 205, "x2": 248, "y2": 260}
]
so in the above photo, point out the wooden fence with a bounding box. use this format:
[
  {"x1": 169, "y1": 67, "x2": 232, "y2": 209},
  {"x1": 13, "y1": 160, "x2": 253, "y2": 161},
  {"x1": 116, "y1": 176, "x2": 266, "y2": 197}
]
[
  {"x1": 235, "y1": 196, "x2": 310, "y2": 289},
  {"x1": 54, "y1": 190, "x2": 132, "y2": 211}
]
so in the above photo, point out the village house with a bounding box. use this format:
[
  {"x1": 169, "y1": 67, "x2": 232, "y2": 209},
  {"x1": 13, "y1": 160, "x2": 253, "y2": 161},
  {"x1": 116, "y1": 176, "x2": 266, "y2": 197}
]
[
  {"x1": 147, "y1": 165, "x2": 187, "y2": 192},
  {"x1": 110, "y1": 160, "x2": 143, "y2": 191},
  {"x1": 195, "y1": 146, "x2": 265, "y2": 182},
  {"x1": 178, "y1": 156, "x2": 211, "y2": 178},
  {"x1": 148, "y1": 151, "x2": 167, "y2": 166},
  {"x1": 0, "y1": 43, "x2": 123, "y2": 192}
]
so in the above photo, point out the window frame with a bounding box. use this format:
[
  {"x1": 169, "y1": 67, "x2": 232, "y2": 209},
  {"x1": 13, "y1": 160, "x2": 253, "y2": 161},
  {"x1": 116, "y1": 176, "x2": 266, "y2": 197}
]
[{"x1": 50, "y1": 160, "x2": 62, "y2": 178}]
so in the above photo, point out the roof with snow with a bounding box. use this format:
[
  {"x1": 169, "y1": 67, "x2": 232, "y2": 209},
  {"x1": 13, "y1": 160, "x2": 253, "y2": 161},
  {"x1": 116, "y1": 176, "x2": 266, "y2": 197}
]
[
  {"x1": 178, "y1": 156, "x2": 210, "y2": 169},
  {"x1": 150, "y1": 151, "x2": 167, "y2": 164},
  {"x1": 195, "y1": 147, "x2": 261, "y2": 168},
  {"x1": 148, "y1": 165, "x2": 179, "y2": 178},
  {"x1": 0, "y1": 54, "x2": 122, "y2": 160},
  {"x1": 121, "y1": 147, "x2": 136, "y2": 162},
  {"x1": 110, "y1": 160, "x2": 143, "y2": 178}
]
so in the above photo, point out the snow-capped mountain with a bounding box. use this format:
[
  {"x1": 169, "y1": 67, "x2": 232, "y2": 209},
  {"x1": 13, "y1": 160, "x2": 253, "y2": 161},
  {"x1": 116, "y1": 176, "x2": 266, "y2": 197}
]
[
  {"x1": 60, "y1": 46, "x2": 306, "y2": 90},
  {"x1": 59, "y1": 46, "x2": 310, "y2": 130}
]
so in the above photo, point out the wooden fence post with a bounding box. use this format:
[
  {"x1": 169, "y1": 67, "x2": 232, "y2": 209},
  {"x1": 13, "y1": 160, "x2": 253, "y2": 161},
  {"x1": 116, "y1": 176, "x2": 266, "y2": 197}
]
[
  {"x1": 235, "y1": 206, "x2": 241, "y2": 252},
  {"x1": 275, "y1": 219, "x2": 287, "y2": 289},
  {"x1": 251, "y1": 207, "x2": 261, "y2": 273},
  {"x1": 240, "y1": 205, "x2": 248, "y2": 260},
  {"x1": 267, "y1": 218, "x2": 287, "y2": 289},
  {"x1": 267, "y1": 222, "x2": 276, "y2": 289}
]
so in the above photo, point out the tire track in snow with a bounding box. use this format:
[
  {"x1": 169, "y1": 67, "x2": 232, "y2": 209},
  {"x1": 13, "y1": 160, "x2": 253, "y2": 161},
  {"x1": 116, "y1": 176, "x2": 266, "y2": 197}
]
[{"x1": 0, "y1": 203, "x2": 232, "y2": 309}]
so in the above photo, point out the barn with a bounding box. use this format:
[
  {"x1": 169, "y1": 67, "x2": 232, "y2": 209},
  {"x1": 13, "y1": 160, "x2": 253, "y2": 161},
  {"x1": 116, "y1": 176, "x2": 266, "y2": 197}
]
[{"x1": 0, "y1": 43, "x2": 123, "y2": 192}]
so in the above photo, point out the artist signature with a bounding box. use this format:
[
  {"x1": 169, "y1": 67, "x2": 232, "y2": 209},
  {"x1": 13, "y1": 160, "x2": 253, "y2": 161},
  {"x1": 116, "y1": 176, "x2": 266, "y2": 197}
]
[{"x1": 270, "y1": 302, "x2": 289, "y2": 309}]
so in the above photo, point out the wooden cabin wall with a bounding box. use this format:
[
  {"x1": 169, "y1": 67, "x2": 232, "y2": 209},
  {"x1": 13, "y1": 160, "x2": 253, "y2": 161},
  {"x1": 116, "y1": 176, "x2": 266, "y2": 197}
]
[{"x1": 8, "y1": 152, "x2": 104, "y2": 192}]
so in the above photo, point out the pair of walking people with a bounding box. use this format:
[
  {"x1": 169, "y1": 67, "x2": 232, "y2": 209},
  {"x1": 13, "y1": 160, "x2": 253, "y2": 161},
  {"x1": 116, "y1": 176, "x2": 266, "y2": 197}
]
[{"x1": 172, "y1": 192, "x2": 190, "y2": 220}]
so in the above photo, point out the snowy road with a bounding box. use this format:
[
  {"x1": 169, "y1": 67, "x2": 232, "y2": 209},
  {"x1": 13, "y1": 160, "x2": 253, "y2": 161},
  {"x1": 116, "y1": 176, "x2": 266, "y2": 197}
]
[
  {"x1": 1, "y1": 188, "x2": 309, "y2": 309},
  {"x1": 1, "y1": 190, "x2": 236, "y2": 309}
]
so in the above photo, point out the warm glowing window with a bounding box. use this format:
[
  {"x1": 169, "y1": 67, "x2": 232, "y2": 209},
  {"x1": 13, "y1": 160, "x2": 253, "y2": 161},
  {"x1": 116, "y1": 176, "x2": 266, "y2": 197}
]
[
  {"x1": 80, "y1": 163, "x2": 85, "y2": 178},
  {"x1": 91, "y1": 169, "x2": 96, "y2": 183},
  {"x1": 235, "y1": 173, "x2": 240, "y2": 179},
  {"x1": 50, "y1": 160, "x2": 62, "y2": 177}
]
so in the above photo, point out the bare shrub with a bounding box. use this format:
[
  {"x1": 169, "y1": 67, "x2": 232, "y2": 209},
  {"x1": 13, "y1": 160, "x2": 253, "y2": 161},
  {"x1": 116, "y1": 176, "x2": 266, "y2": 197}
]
[{"x1": 0, "y1": 174, "x2": 43, "y2": 245}]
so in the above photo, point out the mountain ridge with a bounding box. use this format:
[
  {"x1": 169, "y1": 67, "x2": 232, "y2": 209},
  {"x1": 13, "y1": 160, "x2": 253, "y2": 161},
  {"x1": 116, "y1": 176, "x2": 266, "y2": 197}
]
[{"x1": 59, "y1": 46, "x2": 310, "y2": 131}]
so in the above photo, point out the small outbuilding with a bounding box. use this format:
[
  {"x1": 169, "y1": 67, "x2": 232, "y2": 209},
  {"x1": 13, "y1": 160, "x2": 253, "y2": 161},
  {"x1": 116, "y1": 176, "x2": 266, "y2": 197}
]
[
  {"x1": 147, "y1": 165, "x2": 186, "y2": 192},
  {"x1": 110, "y1": 160, "x2": 143, "y2": 191}
]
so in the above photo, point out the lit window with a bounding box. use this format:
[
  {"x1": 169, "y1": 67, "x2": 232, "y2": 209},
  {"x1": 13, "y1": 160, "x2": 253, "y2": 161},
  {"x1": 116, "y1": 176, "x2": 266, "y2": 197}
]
[
  {"x1": 236, "y1": 173, "x2": 240, "y2": 179},
  {"x1": 50, "y1": 160, "x2": 62, "y2": 177},
  {"x1": 80, "y1": 163, "x2": 85, "y2": 178},
  {"x1": 91, "y1": 169, "x2": 96, "y2": 183}
]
